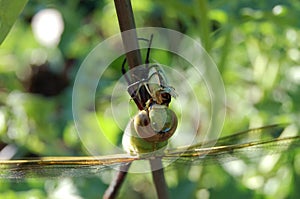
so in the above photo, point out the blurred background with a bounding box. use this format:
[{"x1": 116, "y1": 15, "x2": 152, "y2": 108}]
[{"x1": 1, "y1": 0, "x2": 300, "y2": 198}]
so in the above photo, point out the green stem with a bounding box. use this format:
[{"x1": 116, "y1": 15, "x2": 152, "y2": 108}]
[
  {"x1": 194, "y1": 0, "x2": 211, "y2": 52},
  {"x1": 218, "y1": 26, "x2": 232, "y2": 74}
]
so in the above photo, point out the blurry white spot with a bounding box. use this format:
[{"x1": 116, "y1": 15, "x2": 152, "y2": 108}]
[
  {"x1": 31, "y1": 9, "x2": 64, "y2": 47},
  {"x1": 278, "y1": 166, "x2": 291, "y2": 180},
  {"x1": 288, "y1": 66, "x2": 300, "y2": 84},
  {"x1": 100, "y1": 170, "x2": 114, "y2": 184},
  {"x1": 259, "y1": 154, "x2": 280, "y2": 173},
  {"x1": 196, "y1": 189, "x2": 210, "y2": 199},
  {"x1": 244, "y1": 176, "x2": 264, "y2": 189},
  {"x1": 263, "y1": 177, "x2": 279, "y2": 195},
  {"x1": 288, "y1": 48, "x2": 300, "y2": 61},
  {"x1": 247, "y1": 86, "x2": 262, "y2": 104},
  {"x1": 272, "y1": 5, "x2": 283, "y2": 15},
  {"x1": 222, "y1": 159, "x2": 247, "y2": 176},
  {"x1": 188, "y1": 165, "x2": 203, "y2": 182},
  {"x1": 286, "y1": 29, "x2": 297, "y2": 43},
  {"x1": 30, "y1": 48, "x2": 48, "y2": 65},
  {"x1": 47, "y1": 178, "x2": 82, "y2": 199},
  {"x1": 0, "y1": 110, "x2": 5, "y2": 132},
  {"x1": 165, "y1": 169, "x2": 178, "y2": 187},
  {"x1": 0, "y1": 145, "x2": 17, "y2": 160},
  {"x1": 280, "y1": 124, "x2": 298, "y2": 137},
  {"x1": 28, "y1": 197, "x2": 39, "y2": 199}
]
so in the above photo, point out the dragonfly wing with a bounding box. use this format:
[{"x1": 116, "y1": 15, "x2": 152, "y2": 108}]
[
  {"x1": 170, "y1": 124, "x2": 288, "y2": 152},
  {"x1": 212, "y1": 124, "x2": 288, "y2": 146},
  {"x1": 163, "y1": 135, "x2": 300, "y2": 165},
  {"x1": 0, "y1": 154, "x2": 137, "y2": 179}
]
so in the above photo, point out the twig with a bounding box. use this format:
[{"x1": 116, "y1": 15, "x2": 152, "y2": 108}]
[
  {"x1": 150, "y1": 159, "x2": 170, "y2": 199},
  {"x1": 114, "y1": 0, "x2": 146, "y2": 110},
  {"x1": 103, "y1": 163, "x2": 131, "y2": 199},
  {"x1": 103, "y1": 1, "x2": 143, "y2": 198},
  {"x1": 114, "y1": 0, "x2": 142, "y2": 71}
]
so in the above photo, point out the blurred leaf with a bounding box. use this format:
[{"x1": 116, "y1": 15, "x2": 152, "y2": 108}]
[{"x1": 0, "y1": 0, "x2": 28, "y2": 44}]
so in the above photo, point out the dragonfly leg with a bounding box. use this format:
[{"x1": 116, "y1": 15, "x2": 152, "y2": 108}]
[
  {"x1": 121, "y1": 34, "x2": 156, "y2": 109},
  {"x1": 127, "y1": 80, "x2": 153, "y2": 108},
  {"x1": 145, "y1": 34, "x2": 154, "y2": 65},
  {"x1": 121, "y1": 34, "x2": 154, "y2": 86},
  {"x1": 136, "y1": 34, "x2": 153, "y2": 66}
]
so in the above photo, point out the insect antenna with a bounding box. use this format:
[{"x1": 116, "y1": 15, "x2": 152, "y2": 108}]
[{"x1": 121, "y1": 34, "x2": 154, "y2": 84}]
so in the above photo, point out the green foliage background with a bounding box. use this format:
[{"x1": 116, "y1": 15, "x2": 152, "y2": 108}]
[{"x1": 1, "y1": 0, "x2": 300, "y2": 199}]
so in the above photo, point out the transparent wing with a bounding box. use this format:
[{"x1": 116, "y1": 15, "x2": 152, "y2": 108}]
[
  {"x1": 163, "y1": 124, "x2": 300, "y2": 165},
  {"x1": 0, "y1": 154, "x2": 137, "y2": 179},
  {"x1": 169, "y1": 124, "x2": 287, "y2": 151},
  {"x1": 1, "y1": 124, "x2": 299, "y2": 179}
]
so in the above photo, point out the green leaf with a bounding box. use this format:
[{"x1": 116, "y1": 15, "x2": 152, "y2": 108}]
[{"x1": 0, "y1": 0, "x2": 28, "y2": 45}]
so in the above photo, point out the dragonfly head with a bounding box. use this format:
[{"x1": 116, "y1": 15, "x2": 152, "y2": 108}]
[
  {"x1": 134, "y1": 110, "x2": 150, "y2": 127},
  {"x1": 134, "y1": 104, "x2": 178, "y2": 143}
]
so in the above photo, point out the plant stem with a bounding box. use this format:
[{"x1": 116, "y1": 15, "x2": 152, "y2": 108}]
[
  {"x1": 114, "y1": 0, "x2": 146, "y2": 110},
  {"x1": 114, "y1": 0, "x2": 142, "y2": 71},
  {"x1": 103, "y1": 163, "x2": 131, "y2": 199},
  {"x1": 111, "y1": 1, "x2": 170, "y2": 199},
  {"x1": 103, "y1": 1, "x2": 143, "y2": 198},
  {"x1": 150, "y1": 158, "x2": 170, "y2": 199},
  {"x1": 195, "y1": 0, "x2": 211, "y2": 52}
]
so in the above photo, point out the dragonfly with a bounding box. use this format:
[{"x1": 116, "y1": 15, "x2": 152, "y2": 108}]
[{"x1": 1, "y1": 35, "x2": 300, "y2": 199}]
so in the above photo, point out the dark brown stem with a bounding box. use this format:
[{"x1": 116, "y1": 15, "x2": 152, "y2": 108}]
[
  {"x1": 103, "y1": 163, "x2": 131, "y2": 199},
  {"x1": 103, "y1": 1, "x2": 142, "y2": 198},
  {"x1": 108, "y1": 1, "x2": 169, "y2": 199},
  {"x1": 150, "y1": 159, "x2": 170, "y2": 199},
  {"x1": 114, "y1": 0, "x2": 142, "y2": 71},
  {"x1": 114, "y1": 0, "x2": 145, "y2": 110}
]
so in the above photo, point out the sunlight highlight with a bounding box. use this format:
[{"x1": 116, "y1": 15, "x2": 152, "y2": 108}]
[{"x1": 31, "y1": 9, "x2": 64, "y2": 47}]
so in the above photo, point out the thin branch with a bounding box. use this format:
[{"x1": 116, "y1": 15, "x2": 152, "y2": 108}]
[
  {"x1": 103, "y1": 163, "x2": 131, "y2": 199},
  {"x1": 150, "y1": 159, "x2": 170, "y2": 199},
  {"x1": 111, "y1": 1, "x2": 170, "y2": 199},
  {"x1": 103, "y1": 1, "x2": 143, "y2": 198},
  {"x1": 114, "y1": 0, "x2": 142, "y2": 71},
  {"x1": 114, "y1": 0, "x2": 146, "y2": 110}
]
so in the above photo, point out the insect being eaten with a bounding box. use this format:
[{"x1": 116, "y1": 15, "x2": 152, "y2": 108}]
[{"x1": 121, "y1": 34, "x2": 178, "y2": 155}]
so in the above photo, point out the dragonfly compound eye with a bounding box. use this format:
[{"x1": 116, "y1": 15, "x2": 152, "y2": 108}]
[
  {"x1": 134, "y1": 104, "x2": 178, "y2": 143},
  {"x1": 134, "y1": 110, "x2": 150, "y2": 127}
]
